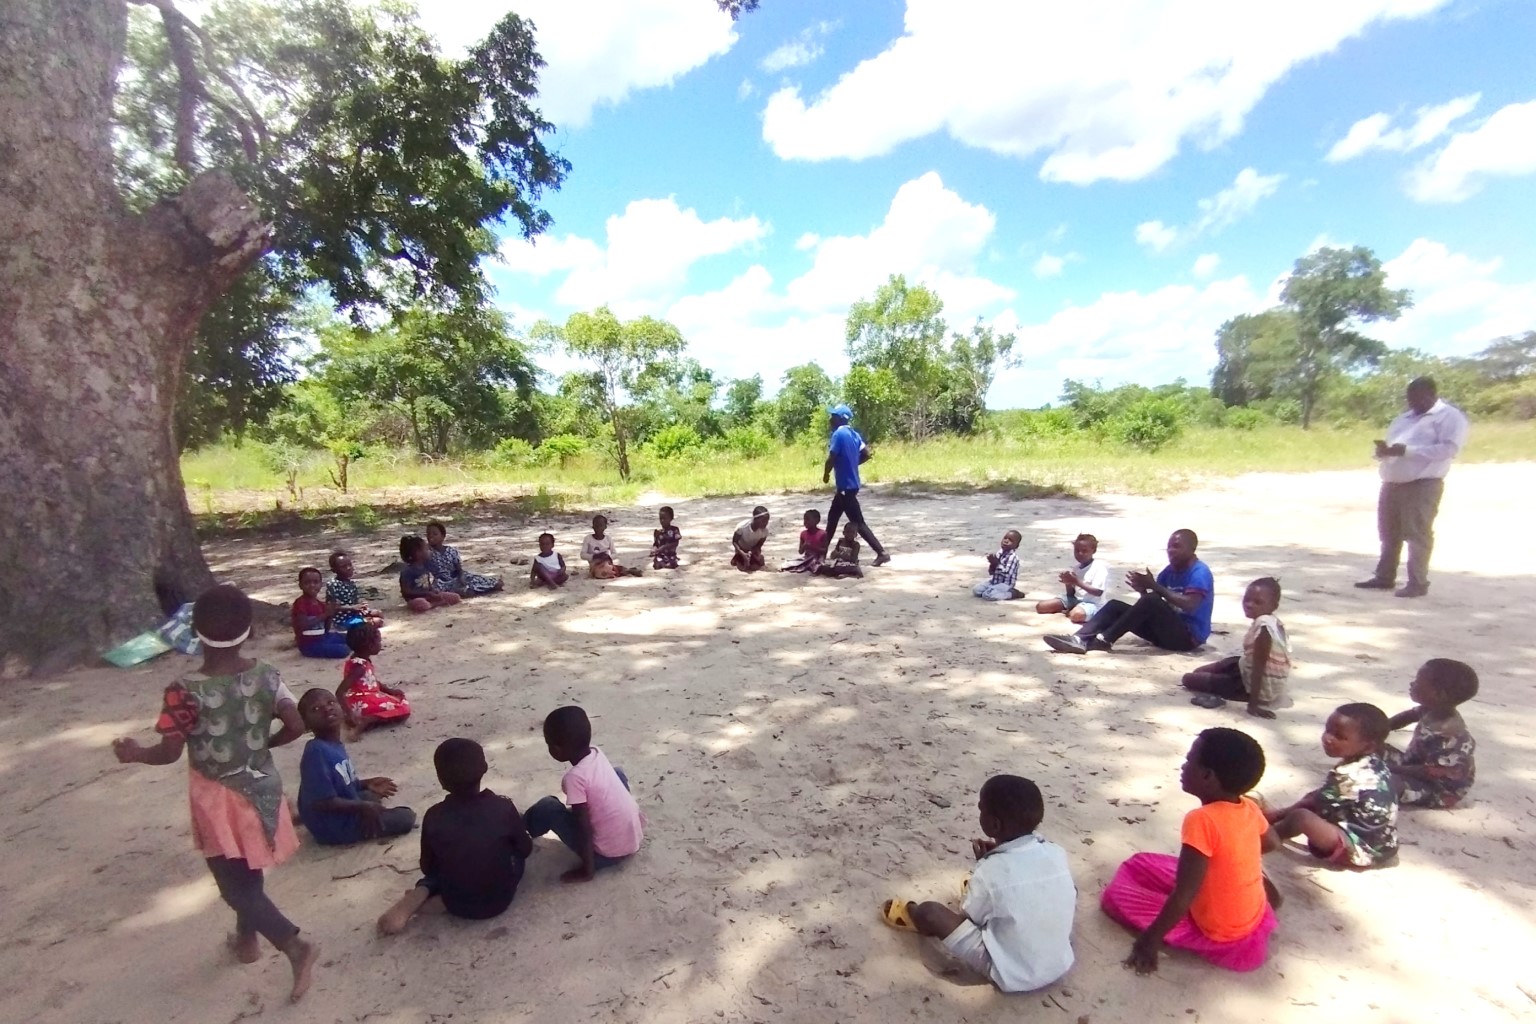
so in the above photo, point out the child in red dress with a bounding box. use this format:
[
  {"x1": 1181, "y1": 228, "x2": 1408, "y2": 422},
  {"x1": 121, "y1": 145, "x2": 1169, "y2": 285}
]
[{"x1": 338, "y1": 623, "x2": 411, "y2": 741}]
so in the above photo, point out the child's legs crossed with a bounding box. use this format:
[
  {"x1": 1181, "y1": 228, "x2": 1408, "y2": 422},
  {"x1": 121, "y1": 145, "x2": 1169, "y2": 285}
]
[
  {"x1": 1182, "y1": 656, "x2": 1246, "y2": 696},
  {"x1": 524, "y1": 796, "x2": 580, "y2": 850},
  {"x1": 1274, "y1": 808, "x2": 1349, "y2": 857},
  {"x1": 407, "y1": 597, "x2": 432, "y2": 612},
  {"x1": 1035, "y1": 596, "x2": 1065, "y2": 613},
  {"x1": 206, "y1": 856, "x2": 299, "y2": 947}
]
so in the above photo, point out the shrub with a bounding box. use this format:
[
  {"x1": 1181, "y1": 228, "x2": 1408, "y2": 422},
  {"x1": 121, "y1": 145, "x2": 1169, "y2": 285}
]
[
  {"x1": 1108, "y1": 397, "x2": 1185, "y2": 451},
  {"x1": 1012, "y1": 408, "x2": 1078, "y2": 438},
  {"x1": 718, "y1": 426, "x2": 776, "y2": 459},
  {"x1": 491, "y1": 437, "x2": 536, "y2": 467},
  {"x1": 538, "y1": 434, "x2": 588, "y2": 468},
  {"x1": 647, "y1": 424, "x2": 705, "y2": 460},
  {"x1": 1224, "y1": 407, "x2": 1268, "y2": 431}
]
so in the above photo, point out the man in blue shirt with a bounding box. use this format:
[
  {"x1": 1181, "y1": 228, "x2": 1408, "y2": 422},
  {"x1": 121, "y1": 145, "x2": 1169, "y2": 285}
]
[
  {"x1": 1043, "y1": 529, "x2": 1213, "y2": 655},
  {"x1": 822, "y1": 404, "x2": 890, "y2": 566}
]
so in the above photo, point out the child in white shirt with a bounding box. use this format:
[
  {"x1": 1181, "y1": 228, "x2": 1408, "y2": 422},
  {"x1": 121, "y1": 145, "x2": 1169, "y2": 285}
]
[
  {"x1": 1036, "y1": 533, "x2": 1110, "y2": 623},
  {"x1": 580, "y1": 515, "x2": 641, "y2": 579}
]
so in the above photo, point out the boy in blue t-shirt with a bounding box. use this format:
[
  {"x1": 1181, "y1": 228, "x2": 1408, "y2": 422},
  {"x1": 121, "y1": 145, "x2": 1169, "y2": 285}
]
[
  {"x1": 1044, "y1": 529, "x2": 1214, "y2": 655},
  {"x1": 297, "y1": 689, "x2": 416, "y2": 845},
  {"x1": 822, "y1": 404, "x2": 890, "y2": 566}
]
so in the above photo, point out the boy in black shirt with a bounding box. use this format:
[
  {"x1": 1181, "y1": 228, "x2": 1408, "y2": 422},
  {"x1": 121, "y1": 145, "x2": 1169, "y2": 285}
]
[{"x1": 378, "y1": 738, "x2": 533, "y2": 934}]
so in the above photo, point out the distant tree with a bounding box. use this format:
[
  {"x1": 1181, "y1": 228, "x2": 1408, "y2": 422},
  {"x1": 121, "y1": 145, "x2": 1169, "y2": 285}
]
[
  {"x1": 1278, "y1": 246, "x2": 1410, "y2": 428},
  {"x1": 715, "y1": 0, "x2": 761, "y2": 18},
  {"x1": 632, "y1": 357, "x2": 724, "y2": 440},
  {"x1": 1210, "y1": 310, "x2": 1300, "y2": 407},
  {"x1": 724, "y1": 375, "x2": 766, "y2": 426},
  {"x1": 774, "y1": 363, "x2": 834, "y2": 441},
  {"x1": 938, "y1": 321, "x2": 1016, "y2": 433},
  {"x1": 532, "y1": 307, "x2": 685, "y2": 479}
]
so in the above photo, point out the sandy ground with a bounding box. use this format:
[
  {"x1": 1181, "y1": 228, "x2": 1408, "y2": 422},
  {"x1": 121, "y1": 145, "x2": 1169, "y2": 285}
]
[{"x1": 2, "y1": 464, "x2": 1535, "y2": 1024}]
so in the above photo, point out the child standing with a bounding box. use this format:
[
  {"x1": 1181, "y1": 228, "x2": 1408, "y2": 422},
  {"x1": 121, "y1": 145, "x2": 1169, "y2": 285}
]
[
  {"x1": 1263, "y1": 703, "x2": 1399, "y2": 868},
  {"x1": 731, "y1": 505, "x2": 772, "y2": 571},
  {"x1": 816, "y1": 522, "x2": 864, "y2": 578},
  {"x1": 325, "y1": 551, "x2": 384, "y2": 630},
  {"x1": 399, "y1": 535, "x2": 462, "y2": 612},
  {"x1": 1036, "y1": 533, "x2": 1110, "y2": 622},
  {"x1": 377, "y1": 738, "x2": 534, "y2": 935},
  {"x1": 972, "y1": 530, "x2": 1023, "y2": 601},
  {"x1": 524, "y1": 706, "x2": 644, "y2": 882},
  {"x1": 781, "y1": 509, "x2": 828, "y2": 573},
  {"x1": 1385, "y1": 659, "x2": 1478, "y2": 808},
  {"x1": 879, "y1": 775, "x2": 1076, "y2": 992},
  {"x1": 297, "y1": 689, "x2": 416, "y2": 845},
  {"x1": 111, "y1": 586, "x2": 318, "y2": 1002},
  {"x1": 1183, "y1": 578, "x2": 1291, "y2": 719},
  {"x1": 651, "y1": 506, "x2": 682, "y2": 569},
  {"x1": 530, "y1": 532, "x2": 569, "y2": 588},
  {"x1": 338, "y1": 624, "x2": 411, "y2": 740},
  {"x1": 1102, "y1": 728, "x2": 1279, "y2": 974},
  {"x1": 581, "y1": 515, "x2": 642, "y2": 578},
  {"x1": 292, "y1": 567, "x2": 350, "y2": 658}
]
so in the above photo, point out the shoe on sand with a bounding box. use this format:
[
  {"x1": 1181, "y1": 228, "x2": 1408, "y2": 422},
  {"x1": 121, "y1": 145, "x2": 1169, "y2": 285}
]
[
  {"x1": 1044, "y1": 634, "x2": 1089, "y2": 655},
  {"x1": 1354, "y1": 578, "x2": 1394, "y2": 590}
]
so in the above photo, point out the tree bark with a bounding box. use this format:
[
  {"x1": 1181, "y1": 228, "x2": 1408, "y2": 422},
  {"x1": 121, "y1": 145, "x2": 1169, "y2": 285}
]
[{"x1": 0, "y1": 0, "x2": 269, "y2": 674}]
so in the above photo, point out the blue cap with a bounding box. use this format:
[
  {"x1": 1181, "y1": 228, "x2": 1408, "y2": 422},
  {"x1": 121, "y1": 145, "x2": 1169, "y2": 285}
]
[{"x1": 828, "y1": 403, "x2": 853, "y2": 420}]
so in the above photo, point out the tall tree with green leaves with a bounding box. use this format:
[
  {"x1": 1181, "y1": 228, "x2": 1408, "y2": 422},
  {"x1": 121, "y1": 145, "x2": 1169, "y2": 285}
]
[
  {"x1": 1210, "y1": 310, "x2": 1301, "y2": 407},
  {"x1": 774, "y1": 363, "x2": 834, "y2": 441},
  {"x1": 845, "y1": 275, "x2": 951, "y2": 440},
  {"x1": 532, "y1": 308, "x2": 685, "y2": 480},
  {"x1": 1278, "y1": 246, "x2": 1410, "y2": 428}
]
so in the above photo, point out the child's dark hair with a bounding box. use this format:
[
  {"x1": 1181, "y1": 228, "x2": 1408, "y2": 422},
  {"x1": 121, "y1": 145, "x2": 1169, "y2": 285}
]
[
  {"x1": 1336, "y1": 703, "x2": 1391, "y2": 745},
  {"x1": 538, "y1": 531, "x2": 555, "y2": 544},
  {"x1": 660, "y1": 505, "x2": 674, "y2": 517},
  {"x1": 297, "y1": 565, "x2": 322, "y2": 586},
  {"x1": 426, "y1": 519, "x2": 447, "y2": 537},
  {"x1": 1004, "y1": 529, "x2": 1022, "y2": 545},
  {"x1": 346, "y1": 622, "x2": 380, "y2": 655},
  {"x1": 543, "y1": 705, "x2": 592, "y2": 750},
  {"x1": 752, "y1": 504, "x2": 769, "y2": 518},
  {"x1": 1075, "y1": 532, "x2": 1097, "y2": 548},
  {"x1": 1422, "y1": 658, "x2": 1478, "y2": 706},
  {"x1": 434, "y1": 738, "x2": 487, "y2": 796},
  {"x1": 192, "y1": 585, "x2": 253, "y2": 642},
  {"x1": 804, "y1": 508, "x2": 821, "y2": 524},
  {"x1": 297, "y1": 687, "x2": 330, "y2": 716},
  {"x1": 328, "y1": 550, "x2": 347, "y2": 570},
  {"x1": 1249, "y1": 576, "x2": 1282, "y2": 602},
  {"x1": 980, "y1": 775, "x2": 1044, "y2": 829},
  {"x1": 1195, "y1": 727, "x2": 1266, "y2": 794},
  {"x1": 400, "y1": 534, "x2": 426, "y2": 561}
]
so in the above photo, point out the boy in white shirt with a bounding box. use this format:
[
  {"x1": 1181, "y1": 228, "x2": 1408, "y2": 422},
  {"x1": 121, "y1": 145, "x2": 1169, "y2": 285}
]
[
  {"x1": 731, "y1": 505, "x2": 771, "y2": 572},
  {"x1": 1036, "y1": 533, "x2": 1110, "y2": 624},
  {"x1": 580, "y1": 514, "x2": 641, "y2": 579},
  {"x1": 880, "y1": 775, "x2": 1077, "y2": 993}
]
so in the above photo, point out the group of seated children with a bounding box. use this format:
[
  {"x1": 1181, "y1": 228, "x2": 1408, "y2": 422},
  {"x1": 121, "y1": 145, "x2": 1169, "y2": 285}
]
[
  {"x1": 289, "y1": 556, "x2": 385, "y2": 658},
  {"x1": 973, "y1": 531, "x2": 1109, "y2": 612},
  {"x1": 884, "y1": 658, "x2": 1478, "y2": 986}
]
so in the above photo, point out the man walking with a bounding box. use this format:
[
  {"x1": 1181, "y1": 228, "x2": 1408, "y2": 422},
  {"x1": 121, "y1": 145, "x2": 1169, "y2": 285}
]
[
  {"x1": 1356, "y1": 377, "x2": 1468, "y2": 598},
  {"x1": 823, "y1": 404, "x2": 890, "y2": 566}
]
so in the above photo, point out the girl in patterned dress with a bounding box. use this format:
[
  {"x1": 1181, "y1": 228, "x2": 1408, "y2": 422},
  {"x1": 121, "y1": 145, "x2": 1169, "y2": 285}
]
[
  {"x1": 338, "y1": 623, "x2": 412, "y2": 741},
  {"x1": 425, "y1": 520, "x2": 503, "y2": 596},
  {"x1": 112, "y1": 586, "x2": 319, "y2": 1003},
  {"x1": 325, "y1": 551, "x2": 384, "y2": 630},
  {"x1": 651, "y1": 506, "x2": 682, "y2": 569}
]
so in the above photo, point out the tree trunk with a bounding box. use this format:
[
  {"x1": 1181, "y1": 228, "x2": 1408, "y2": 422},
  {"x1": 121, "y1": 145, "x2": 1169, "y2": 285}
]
[
  {"x1": 0, "y1": 0, "x2": 269, "y2": 674},
  {"x1": 612, "y1": 405, "x2": 632, "y2": 480}
]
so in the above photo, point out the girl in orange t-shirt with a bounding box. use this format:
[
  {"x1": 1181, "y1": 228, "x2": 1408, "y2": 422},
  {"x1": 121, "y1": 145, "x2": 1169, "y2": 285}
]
[{"x1": 1102, "y1": 727, "x2": 1280, "y2": 973}]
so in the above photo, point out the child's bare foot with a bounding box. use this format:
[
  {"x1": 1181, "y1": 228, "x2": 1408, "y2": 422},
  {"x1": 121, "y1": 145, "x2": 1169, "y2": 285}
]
[
  {"x1": 283, "y1": 937, "x2": 318, "y2": 1002},
  {"x1": 226, "y1": 931, "x2": 261, "y2": 964},
  {"x1": 378, "y1": 886, "x2": 430, "y2": 936}
]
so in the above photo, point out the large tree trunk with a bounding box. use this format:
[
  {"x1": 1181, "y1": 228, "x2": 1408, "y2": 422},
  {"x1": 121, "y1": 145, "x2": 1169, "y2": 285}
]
[{"x1": 0, "y1": 0, "x2": 268, "y2": 674}]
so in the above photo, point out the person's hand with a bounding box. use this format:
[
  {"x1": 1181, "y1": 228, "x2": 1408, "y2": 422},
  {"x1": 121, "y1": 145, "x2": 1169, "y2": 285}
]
[
  {"x1": 365, "y1": 777, "x2": 398, "y2": 798},
  {"x1": 1127, "y1": 569, "x2": 1154, "y2": 594},
  {"x1": 560, "y1": 867, "x2": 594, "y2": 884},
  {"x1": 382, "y1": 685, "x2": 405, "y2": 699},
  {"x1": 1061, "y1": 570, "x2": 1082, "y2": 588},
  {"x1": 1388, "y1": 443, "x2": 1407, "y2": 457},
  {"x1": 1246, "y1": 703, "x2": 1277, "y2": 720},
  {"x1": 971, "y1": 837, "x2": 998, "y2": 860},
  {"x1": 1125, "y1": 935, "x2": 1160, "y2": 975},
  {"x1": 356, "y1": 799, "x2": 384, "y2": 838},
  {"x1": 112, "y1": 738, "x2": 144, "y2": 764},
  {"x1": 987, "y1": 553, "x2": 999, "y2": 569},
  {"x1": 822, "y1": 470, "x2": 831, "y2": 484}
]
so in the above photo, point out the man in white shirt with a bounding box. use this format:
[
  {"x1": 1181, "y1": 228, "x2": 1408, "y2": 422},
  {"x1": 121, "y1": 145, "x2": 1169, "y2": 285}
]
[{"x1": 1356, "y1": 377, "x2": 1468, "y2": 598}]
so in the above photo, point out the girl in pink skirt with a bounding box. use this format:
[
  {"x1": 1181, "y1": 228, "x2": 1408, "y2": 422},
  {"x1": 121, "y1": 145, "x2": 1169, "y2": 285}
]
[{"x1": 1102, "y1": 728, "x2": 1281, "y2": 974}]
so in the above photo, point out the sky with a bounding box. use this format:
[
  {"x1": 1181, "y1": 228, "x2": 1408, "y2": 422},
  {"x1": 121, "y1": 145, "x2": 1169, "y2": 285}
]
[{"x1": 417, "y1": 0, "x2": 1536, "y2": 408}]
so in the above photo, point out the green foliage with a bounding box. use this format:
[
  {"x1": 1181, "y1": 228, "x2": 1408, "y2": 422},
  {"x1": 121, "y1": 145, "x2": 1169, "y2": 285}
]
[
  {"x1": 647, "y1": 424, "x2": 706, "y2": 460},
  {"x1": 1108, "y1": 398, "x2": 1185, "y2": 451},
  {"x1": 841, "y1": 364, "x2": 904, "y2": 443},
  {"x1": 1224, "y1": 407, "x2": 1269, "y2": 431},
  {"x1": 491, "y1": 437, "x2": 537, "y2": 467},
  {"x1": 538, "y1": 434, "x2": 588, "y2": 468},
  {"x1": 717, "y1": 426, "x2": 776, "y2": 460},
  {"x1": 724, "y1": 375, "x2": 765, "y2": 426},
  {"x1": 774, "y1": 363, "x2": 835, "y2": 442}
]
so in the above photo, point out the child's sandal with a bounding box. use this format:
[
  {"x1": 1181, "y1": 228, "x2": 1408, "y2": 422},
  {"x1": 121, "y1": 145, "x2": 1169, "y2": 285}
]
[
  {"x1": 1190, "y1": 693, "x2": 1227, "y2": 709},
  {"x1": 880, "y1": 898, "x2": 918, "y2": 932}
]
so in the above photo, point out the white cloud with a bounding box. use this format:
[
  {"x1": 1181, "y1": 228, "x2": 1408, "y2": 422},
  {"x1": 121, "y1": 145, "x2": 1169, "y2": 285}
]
[
  {"x1": 1135, "y1": 221, "x2": 1178, "y2": 253},
  {"x1": 1192, "y1": 253, "x2": 1222, "y2": 279},
  {"x1": 1033, "y1": 253, "x2": 1067, "y2": 278},
  {"x1": 737, "y1": 78, "x2": 756, "y2": 101},
  {"x1": 1376, "y1": 239, "x2": 1536, "y2": 351},
  {"x1": 1407, "y1": 100, "x2": 1536, "y2": 202},
  {"x1": 760, "y1": 0, "x2": 1449, "y2": 182},
  {"x1": 794, "y1": 232, "x2": 821, "y2": 251},
  {"x1": 761, "y1": 39, "x2": 823, "y2": 73},
  {"x1": 499, "y1": 198, "x2": 767, "y2": 312},
  {"x1": 1135, "y1": 168, "x2": 1283, "y2": 251},
  {"x1": 416, "y1": 1, "x2": 737, "y2": 128},
  {"x1": 1325, "y1": 93, "x2": 1480, "y2": 162}
]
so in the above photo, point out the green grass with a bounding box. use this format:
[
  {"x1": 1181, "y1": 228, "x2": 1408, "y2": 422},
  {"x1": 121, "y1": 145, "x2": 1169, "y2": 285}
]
[{"x1": 182, "y1": 421, "x2": 1536, "y2": 515}]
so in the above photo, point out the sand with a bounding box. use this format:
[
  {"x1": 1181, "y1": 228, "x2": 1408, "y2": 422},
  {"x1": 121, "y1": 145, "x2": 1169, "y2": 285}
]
[{"x1": 2, "y1": 463, "x2": 1534, "y2": 1024}]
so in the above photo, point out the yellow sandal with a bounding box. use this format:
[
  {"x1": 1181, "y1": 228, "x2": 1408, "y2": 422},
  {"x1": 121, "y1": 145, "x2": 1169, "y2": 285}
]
[{"x1": 880, "y1": 898, "x2": 918, "y2": 932}]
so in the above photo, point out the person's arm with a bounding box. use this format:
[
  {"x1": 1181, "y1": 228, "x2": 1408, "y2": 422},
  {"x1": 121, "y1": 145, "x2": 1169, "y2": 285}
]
[
  {"x1": 562, "y1": 802, "x2": 597, "y2": 882},
  {"x1": 1260, "y1": 824, "x2": 1281, "y2": 854},
  {"x1": 1387, "y1": 706, "x2": 1425, "y2": 731},
  {"x1": 507, "y1": 800, "x2": 534, "y2": 860},
  {"x1": 1245, "y1": 628, "x2": 1276, "y2": 719},
  {"x1": 1147, "y1": 576, "x2": 1204, "y2": 612},
  {"x1": 113, "y1": 732, "x2": 186, "y2": 766},
  {"x1": 400, "y1": 571, "x2": 432, "y2": 599},
  {"x1": 270, "y1": 702, "x2": 305, "y2": 748},
  {"x1": 1126, "y1": 844, "x2": 1210, "y2": 974},
  {"x1": 1402, "y1": 412, "x2": 1468, "y2": 461},
  {"x1": 302, "y1": 747, "x2": 384, "y2": 835},
  {"x1": 557, "y1": 554, "x2": 566, "y2": 571},
  {"x1": 1079, "y1": 563, "x2": 1107, "y2": 597},
  {"x1": 822, "y1": 453, "x2": 834, "y2": 484}
]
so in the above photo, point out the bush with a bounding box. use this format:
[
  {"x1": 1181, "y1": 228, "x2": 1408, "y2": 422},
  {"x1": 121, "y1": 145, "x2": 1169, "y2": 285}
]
[
  {"x1": 1012, "y1": 408, "x2": 1078, "y2": 439},
  {"x1": 647, "y1": 424, "x2": 705, "y2": 460},
  {"x1": 1108, "y1": 397, "x2": 1185, "y2": 451},
  {"x1": 538, "y1": 434, "x2": 588, "y2": 468},
  {"x1": 491, "y1": 437, "x2": 536, "y2": 467},
  {"x1": 1224, "y1": 407, "x2": 1268, "y2": 431},
  {"x1": 1254, "y1": 397, "x2": 1303, "y2": 424},
  {"x1": 717, "y1": 426, "x2": 776, "y2": 459}
]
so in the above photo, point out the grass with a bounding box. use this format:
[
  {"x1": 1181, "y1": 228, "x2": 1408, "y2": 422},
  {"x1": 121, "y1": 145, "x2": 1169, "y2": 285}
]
[{"x1": 182, "y1": 421, "x2": 1536, "y2": 520}]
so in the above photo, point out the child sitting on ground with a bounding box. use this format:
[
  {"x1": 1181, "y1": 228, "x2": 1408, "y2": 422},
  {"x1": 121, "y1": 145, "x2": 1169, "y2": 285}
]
[
  {"x1": 399, "y1": 535, "x2": 462, "y2": 612},
  {"x1": 1262, "y1": 703, "x2": 1398, "y2": 869},
  {"x1": 1385, "y1": 659, "x2": 1478, "y2": 809},
  {"x1": 292, "y1": 567, "x2": 350, "y2": 658},
  {"x1": 1102, "y1": 728, "x2": 1279, "y2": 974},
  {"x1": 297, "y1": 689, "x2": 416, "y2": 845},
  {"x1": 651, "y1": 506, "x2": 682, "y2": 569},
  {"x1": 338, "y1": 624, "x2": 410, "y2": 741},
  {"x1": 524, "y1": 706, "x2": 644, "y2": 882},
  {"x1": 1036, "y1": 533, "x2": 1110, "y2": 622},
  {"x1": 530, "y1": 532, "x2": 569, "y2": 588},
  {"x1": 377, "y1": 738, "x2": 533, "y2": 935},
  {"x1": 581, "y1": 515, "x2": 642, "y2": 579},
  {"x1": 326, "y1": 551, "x2": 385, "y2": 630},
  {"x1": 816, "y1": 522, "x2": 864, "y2": 578},
  {"x1": 973, "y1": 530, "x2": 1023, "y2": 601},
  {"x1": 879, "y1": 775, "x2": 1076, "y2": 992},
  {"x1": 1183, "y1": 577, "x2": 1291, "y2": 719},
  {"x1": 731, "y1": 505, "x2": 772, "y2": 572},
  {"x1": 781, "y1": 509, "x2": 828, "y2": 573}
]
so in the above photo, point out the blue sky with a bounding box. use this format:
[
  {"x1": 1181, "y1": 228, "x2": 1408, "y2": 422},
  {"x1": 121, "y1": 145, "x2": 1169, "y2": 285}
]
[{"x1": 421, "y1": 0, "x2": 1536, "y2": 408}]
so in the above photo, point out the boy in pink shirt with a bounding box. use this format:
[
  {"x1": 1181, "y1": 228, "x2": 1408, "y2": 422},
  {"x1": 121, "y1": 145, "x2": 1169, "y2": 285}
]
[{"x1": 524, "y1": 706, "x2": 643, "y2": 881}]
